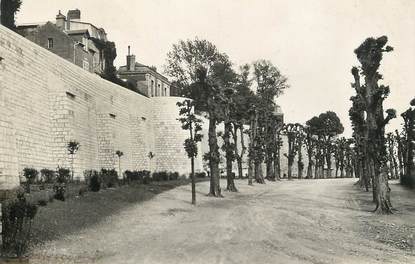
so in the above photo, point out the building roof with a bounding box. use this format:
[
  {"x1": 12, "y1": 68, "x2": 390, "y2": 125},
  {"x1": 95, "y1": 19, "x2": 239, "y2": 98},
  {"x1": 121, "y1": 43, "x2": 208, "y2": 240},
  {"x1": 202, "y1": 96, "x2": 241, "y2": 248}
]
[
  {"x1": 66, "y1": 29, "x2": 90, "y2": 36},
  {"x1": 118, "y1": 63, "x2": 170, "y2": 82},
  {"x1": 16, "y1": 22, "x2": 47, "y2": 28}
]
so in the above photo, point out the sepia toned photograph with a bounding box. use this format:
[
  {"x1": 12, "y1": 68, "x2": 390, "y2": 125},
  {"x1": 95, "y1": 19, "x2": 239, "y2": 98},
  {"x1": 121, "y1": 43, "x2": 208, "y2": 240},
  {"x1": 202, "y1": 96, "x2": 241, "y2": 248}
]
[{"x1": 0, "y1": 0, "x2": 414, "y2": 263}]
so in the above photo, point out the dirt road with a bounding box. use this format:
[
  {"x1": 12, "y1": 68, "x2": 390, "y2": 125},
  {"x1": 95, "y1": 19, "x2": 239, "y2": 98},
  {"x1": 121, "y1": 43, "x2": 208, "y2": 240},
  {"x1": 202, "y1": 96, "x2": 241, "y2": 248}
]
[{"x1": 31, "y1": 179, "x2": 415, "y2": 264}]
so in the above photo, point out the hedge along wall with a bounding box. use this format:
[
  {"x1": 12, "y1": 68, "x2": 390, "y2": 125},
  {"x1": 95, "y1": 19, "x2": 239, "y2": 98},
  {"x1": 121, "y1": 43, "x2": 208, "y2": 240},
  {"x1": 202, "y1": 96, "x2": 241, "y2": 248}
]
[{"x1": 0, "y1": 25, "x2": 196, "y2": 190}]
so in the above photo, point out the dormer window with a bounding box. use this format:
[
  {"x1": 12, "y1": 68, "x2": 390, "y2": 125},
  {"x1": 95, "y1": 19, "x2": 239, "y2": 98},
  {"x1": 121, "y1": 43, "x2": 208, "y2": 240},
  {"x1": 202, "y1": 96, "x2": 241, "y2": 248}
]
[{"x1": 47, "y1": 38, "x2": 54, "y2": 49}]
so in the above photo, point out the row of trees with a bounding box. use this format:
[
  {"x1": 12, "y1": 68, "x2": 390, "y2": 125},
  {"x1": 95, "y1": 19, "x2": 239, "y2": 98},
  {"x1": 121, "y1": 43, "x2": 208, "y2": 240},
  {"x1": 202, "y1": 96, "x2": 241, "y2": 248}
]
[
  {"x1": 281, "y1": 112, "x2": 345, "y2": 180},
  {"x1": 172, "y1": 36, "x2": 415, "y2": 215},
  {"x1": 170, "y1": 39, "x2": 288, "y2": 202}
]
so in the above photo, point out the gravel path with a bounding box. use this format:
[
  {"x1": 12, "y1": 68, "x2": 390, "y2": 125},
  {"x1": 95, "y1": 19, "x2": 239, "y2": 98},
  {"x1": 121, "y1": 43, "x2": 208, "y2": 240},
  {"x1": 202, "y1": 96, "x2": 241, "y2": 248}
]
[{"x1": 30, "y1": 179, "x2": 415, "y2": 264}]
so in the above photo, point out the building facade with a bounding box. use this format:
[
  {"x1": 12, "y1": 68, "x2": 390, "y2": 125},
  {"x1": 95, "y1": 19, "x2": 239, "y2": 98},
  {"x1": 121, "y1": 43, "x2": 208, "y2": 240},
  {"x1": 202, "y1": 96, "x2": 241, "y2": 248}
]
[
  {"x1": 118, "y1": 48, "x2": 171, "y2": 97},
  {"x1": 17, "y1": 9, "x2": 108, "y2": 74}
]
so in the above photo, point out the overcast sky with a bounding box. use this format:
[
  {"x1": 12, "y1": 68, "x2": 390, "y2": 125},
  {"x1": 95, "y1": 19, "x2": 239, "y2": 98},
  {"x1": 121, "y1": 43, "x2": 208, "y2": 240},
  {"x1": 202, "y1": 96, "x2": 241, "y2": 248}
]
[{"x1": 16, "y1": 0, "x2": 415, "y2": 136}]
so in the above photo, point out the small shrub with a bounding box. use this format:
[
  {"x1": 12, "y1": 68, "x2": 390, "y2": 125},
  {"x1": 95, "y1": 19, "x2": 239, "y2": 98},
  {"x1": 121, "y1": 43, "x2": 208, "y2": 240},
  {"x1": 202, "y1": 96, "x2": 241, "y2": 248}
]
[
  {"x1": 40, "y1": 168, "x2": 56, "y2": 183},
  {"x1": 195, "y1": 172, "x2": 206, "y2": 178},
  {"x1": 84, "y1": 170, "x2": 100, "y2": 189},
  {"x1": 23, "y1": 168, "x2": 39, "y2": 184},
  {"x1": 57, "y1": 168, "x2": 71, "y2": 184},
  {"x1": 2, "y1": 191, "x2": 38, "y2": 257},
  {"x1": 78, "y1": 186, "x2": 88, "y2": 196},
  {"x1": 53, "y1": 184, "x2": 66, "y2": 201},
  {"x1": 38, "y1": 199, "x2": 48, "y2": 206},
  {"x1": 142, "y1": 170, "x2": 151, "y2": 178},
  {"x1": 152, "y1": 171, "x2": 181, "y2": 181},
  {"x1": 170, "y1": 172, "x2": 180, "y2": 180},
  {"x1": 90, "y1": 173, "x2": 101, "y2": 192},
  {"x1": 100, "y1": 169, "x2": 118, "y2": 188},
  {"x1": 152, "y1": 172, "x2": 161, "y2": 181},
  {"x1": 125, "y1": 170, "x2": 142, "y2": 182},
  {"x1": 143, "y1": 175, "x2": 152, "y2": 184}
]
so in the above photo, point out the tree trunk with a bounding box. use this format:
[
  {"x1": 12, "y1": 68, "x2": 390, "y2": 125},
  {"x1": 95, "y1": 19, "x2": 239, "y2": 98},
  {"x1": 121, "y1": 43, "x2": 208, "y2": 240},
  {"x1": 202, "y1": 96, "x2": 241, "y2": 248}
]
[
  {"x1": 274, "y1": 134, "x2": 282, "y2": 180},
  {"x1": 273, "y1": 151, "x2": 281, "y2": 180},
  {"x1": 297, "y1": 149, "x2": 303, "y2": 180},
  {"x1": 248, "y1": 157, "x2": 254, "y2": 185},
  {"x1": 392, "y1": 156, "x2": 399, "y2": 180},
  {"x1": 306, "y1": 161, "x2": 313, "y2": 179},
  {"x1": 239, "y1": 127, "x2": 246, "y2": 178},
  {"x1": 266, "y1": 154, "x2": 274, "y2": 181},
  {"x1": 225, "y1": 122, "x2": 237, "y2": 192},
  {"x1": 233, "y1": 126, "x2": 244, "y2": 179},
  {"x1": 191, "y1": 157, "x2": 196, "y2": 204},
  {"x1": 208, "y1": 117, "x2": 222, "y2": 197},
  {"x1": 326, "y1": 157, "x2": 332, "y2": 178},
  {"x1": 237, "y1": 157, "x2": 243, "y2": 179},
  {"x1": 71, "y1": 154, "x2": 74, "y2": 182},
  {"x1": 248, "y1": 117, "x2": 255, "y2": 185},
  {"x1": 255, "y1": 162, "x2": 265, "y2": 183},
  {"x1": 287, "y1": 157, "x2": 293, "y2": 180},
  {"x1": 374, "y1": 165, "x2": 393, "y2": 214}
]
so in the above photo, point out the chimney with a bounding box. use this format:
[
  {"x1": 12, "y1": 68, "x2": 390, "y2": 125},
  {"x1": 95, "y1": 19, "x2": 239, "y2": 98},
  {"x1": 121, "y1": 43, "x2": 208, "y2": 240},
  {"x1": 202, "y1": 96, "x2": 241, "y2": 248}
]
[
  {"x1": 126, "y1": 46, "x2": 136, "y2": 71},
  {"x1": 56, "y1": 10, "x2": 66, "y2": 30},
  {"x1": 67, "y1": 9, "x2": 81, "y2": 21}
]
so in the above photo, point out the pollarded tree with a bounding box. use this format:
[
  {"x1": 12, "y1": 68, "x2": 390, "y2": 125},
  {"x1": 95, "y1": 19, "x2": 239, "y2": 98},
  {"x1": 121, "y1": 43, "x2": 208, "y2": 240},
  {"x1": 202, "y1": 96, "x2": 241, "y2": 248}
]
[
  {"x1": 349, "y1": 77, "x2": 369, "y2": 189},
  {"x1": 252, "y1": 60, "x2": 289, "y2": 181},
  {"x1": 165, "y1": 39, "x2": 230, "y2": 197},
  {"x1": 306, "y1": 116, "x2": 324, "y2": 178},
  {"x1": 210, "y1": 56, "x2": 239, "y2": 192},
  {"x1": 115, "y1": 150, "x2": 124, "y2": 182},
  {"x1": 386, "y1": 133, "x2": 399, "y2": 179},
  {"x1": 334, "y1": 138, "x2": 347, "y2": 177},
  {"x1": 319, "y1": 111, "x2": 344, "y2": 178},
  {"x1": 247, "y1": 102, "x2": 266, "y2": 184},
  {"x1": 304, "y1": 127, "x2": 316, "y2": 179},
  {"x1": 67, "y1": 140, "x2": 80, "y2": 182},
  {"x1": 282, "y1": 123, "x2": 303, "y2": 180},
  {"x1": 344, "y1": 138, "x2": 355, "y2": 178},
  {"x1": 215, "y1": 64, "x2": 239, "y2": 192},
  {"x1": 230, "y1": 64, "x2": 255, "y2": 180},
  {"x1": 296, "y1": 131, "x2": 305, "y2": 179},
  {"x1": 395, "y1": 129, "x2": 407, "y2": 179},
  {"x1": 177, "y1": 99, "x2": 204, "y2": 204},
  {"x1": 306, "y1": 112, "x2": 344, "y2": 178},
  {"x1": 269, "y1": 112, "x2": 284, "y2": 181},
  {"x1": 400, "y1": 98, "x2": 415, "y2": 187},
  {"x1": 353, "y1": 36, "x2": 396, "y2": 213}
]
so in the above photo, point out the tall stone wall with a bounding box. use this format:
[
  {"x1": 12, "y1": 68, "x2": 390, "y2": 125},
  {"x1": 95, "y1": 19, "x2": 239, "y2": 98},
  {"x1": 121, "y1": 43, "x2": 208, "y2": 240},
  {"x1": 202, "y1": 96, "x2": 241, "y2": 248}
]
[
  {"x1": 0, "y1": 25, "x2": 196, "y2": 189},
  {"x1": 152, "y1": 97, "x2": 203, "y2": 174}
]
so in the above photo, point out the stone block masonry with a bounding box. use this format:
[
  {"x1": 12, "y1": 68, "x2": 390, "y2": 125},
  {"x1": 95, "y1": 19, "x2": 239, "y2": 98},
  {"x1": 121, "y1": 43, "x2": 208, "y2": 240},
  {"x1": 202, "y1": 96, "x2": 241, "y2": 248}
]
[{"x1": 0, "y1": 25, "x2": 200, "y2": 190}]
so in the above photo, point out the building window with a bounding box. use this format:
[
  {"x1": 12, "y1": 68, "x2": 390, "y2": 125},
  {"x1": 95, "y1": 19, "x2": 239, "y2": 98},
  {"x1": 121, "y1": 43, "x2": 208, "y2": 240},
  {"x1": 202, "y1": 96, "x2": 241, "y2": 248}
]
[
  {"x1": 164, "y1": 87, "x2": 167, "y2": 96},
  {"x1": 47, "y1": 38, "x2": 54, "y2": 49},
  {"x1": 83, "y1": 59, "x2": 89, "y2": 71},
  {"x1": 158, "y1": 84, "x2": 161, "y2": 97},
  {"x1": 66, "y1": 91, "x2": 76, "y2": 99},
  {"x1": 151, "y1": 80, "x2": 154, "y2": 97}
]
